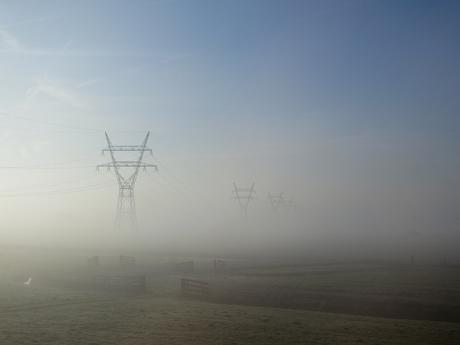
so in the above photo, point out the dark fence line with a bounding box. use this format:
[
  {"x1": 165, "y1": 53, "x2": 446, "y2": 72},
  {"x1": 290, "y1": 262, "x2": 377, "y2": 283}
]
[
  {"x1": 120, "y1": 255, "x2": 136, "y2": 266},
  {"x1": 88, "y1": 255, "x2": 136, "y2": 267},
  {"x1": 88, "y1": 256, "x2": 99, "y2": 268},
  {"x1": 166, "y1": 261, "x2": 194, "y2": 274},
  {"x1": 213, "y1": 260, "x2": 226, "y2": 272},
  {"x1": 93, "y1": 275, "x2": 146, "y2": 292},
  {"x1": 181, "y1": 278, "x2": 209, "y2": 298}
]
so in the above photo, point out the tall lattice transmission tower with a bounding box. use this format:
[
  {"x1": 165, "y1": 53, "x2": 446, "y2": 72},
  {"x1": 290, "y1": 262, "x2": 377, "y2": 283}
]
[
  {"x1": 98, "y1": 132, "x2": 157, "y2": 232},
  {"x1": 230, "y1": 183, "x2": 257, "y2": 218},
  {"x1": 267, "y1": 192, "x2": 284, "y2": 213},
  {"x1": 283, "y1": 197, "x2": 294, "y2": 216}
]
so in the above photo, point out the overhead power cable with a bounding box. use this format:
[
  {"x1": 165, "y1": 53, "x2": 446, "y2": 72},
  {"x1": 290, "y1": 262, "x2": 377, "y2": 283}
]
[
  {"x1": 0, "y1": 155, "x2": 101, "y2": 169},
  {"x1": 0, "y1": 112, "x2": 102, "y2": 132},
  {"x1": 98, "y1": 169, "x2": 174, "y2": 210},
  {"x1": 0, "y1": 166, "x2": 96, "y2": 170},
  {"x1": 152, "y1": 157, "x2": 214, "y2": 204},
  {"x1": 0, "y1": 112, "x2": 148, "y2": 133},
  {"x1": 150, "y1": 131, "x2": 231, "y2": 188},
  {"x1": 143, "y1": 172, "x2": 198, "y2": 208},
  {"x1": 0, "y1": 172, "x2": 97, "y2": 193},
  {"x1": 0, "y1": 125, "x2": 98, "y2": 134},
  {"x1": 0, "y1": 181, "x2": 115, "y2": 197}
]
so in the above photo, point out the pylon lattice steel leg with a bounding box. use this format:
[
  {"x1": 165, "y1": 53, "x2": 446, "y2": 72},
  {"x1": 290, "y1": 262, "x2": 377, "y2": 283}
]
[{"x1": 116, "y1": 187, "x2": 137, "y2": 231}]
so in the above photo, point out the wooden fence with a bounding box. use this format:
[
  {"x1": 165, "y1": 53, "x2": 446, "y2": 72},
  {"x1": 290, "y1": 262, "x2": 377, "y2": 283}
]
[
  {"x1": 88, "y1": 255, "x2": 136, "y2": 268},
  {"x1": 213, "y1": 260, "x2": 226, "y2": 272},
  {"x1": 119, "y1": 255, "x2": 136, "y2": 266},
  {"x1": 181, "y1": 278, "x2": 209, "y2": 298},
  {"x1": 88, "y1": 256, "x2": 99, "y2": 268},
  {"x1": 93, "y1": 275, "x2": 146, "y2": 292},
  {"x1": 166, "y1": 261, "x2": 194, "y2": 274}
]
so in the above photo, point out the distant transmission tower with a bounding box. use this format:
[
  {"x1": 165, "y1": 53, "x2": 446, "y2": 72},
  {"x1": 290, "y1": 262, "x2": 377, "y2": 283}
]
[
  {"x1": 283, "y1": 197, "x2": 294, "y2": 216},
  {"x1": 230, "y1": 183, "x2": 257, "y2": 218},
  {"x1": 98, "y1": 132, "x2": 157, "y2": 232},
  {"x1": 267, "y1": 192, "x2": 284, "y2": 213},
  {"x1": 294, "y1": 203, "x2": 303, "y2": 216}
]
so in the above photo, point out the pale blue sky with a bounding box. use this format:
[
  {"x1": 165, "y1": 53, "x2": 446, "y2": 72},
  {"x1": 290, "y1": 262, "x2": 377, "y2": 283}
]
[{"x1": 1, "y1": 0, "x2": 459, "y2": 253}]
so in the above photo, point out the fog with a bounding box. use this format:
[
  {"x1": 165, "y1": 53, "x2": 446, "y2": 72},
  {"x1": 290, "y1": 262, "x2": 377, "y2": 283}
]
[{"x1": 1, "y1": 1, "x2": 460, "y2": 263}]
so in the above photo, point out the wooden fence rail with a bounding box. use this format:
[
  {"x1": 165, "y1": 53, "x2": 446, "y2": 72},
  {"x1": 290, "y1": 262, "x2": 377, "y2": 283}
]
[
  {"x1": 88, "y1": 255, "x2": 136, "y2": 267},
  {"x1": 213, "y1": 260, "x2": 226, "y2": 272},
  {"x1": 88, "y1": 256, "x2": 99, "y2": 268},
  {"x1": 166, "y1": 261, "x2": 194, "y2": 274},
  {"x1": 119, "y1": 255, "x2": 136, "y2": 266},
  {"x1": 181, "y1": 278, "x2": 209, "y2": 297},
  {"x1": 93, "y1": 275, "x2": 146, "y2": 292}
]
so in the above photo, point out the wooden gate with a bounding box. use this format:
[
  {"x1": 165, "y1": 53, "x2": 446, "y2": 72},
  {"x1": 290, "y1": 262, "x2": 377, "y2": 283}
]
[
  {"x1": 181, "y1": 278, "x2": 209, "y2": 297},
  {"x1": 93, "y1": 275, "x2": 146, "y2": 292},
  {"x1": 213, "y1": 260, "x2": 226, "y2": 272}
]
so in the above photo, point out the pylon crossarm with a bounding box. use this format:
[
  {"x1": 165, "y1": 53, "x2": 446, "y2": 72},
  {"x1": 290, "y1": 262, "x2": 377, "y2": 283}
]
[
  {"x1": 99, "y1": 162, "x2": 157, "y2": 168},
  {"x1": 97, "y1": 163, "x2": 112, "y2": 168},
  {"x1": 143, "y1": 165, "x2": 157, "y2": 172},
  {"x1": 102, "y1": 146, "x2": 153, "y2": 152},
  {"x1": 233, "y1": 196, "x2": 257, "y2": 200}
]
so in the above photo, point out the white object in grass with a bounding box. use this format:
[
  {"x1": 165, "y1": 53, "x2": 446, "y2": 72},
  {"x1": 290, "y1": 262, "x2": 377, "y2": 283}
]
[{"x1": 24, "y1": 278, "x2": 32, "y2": 285}]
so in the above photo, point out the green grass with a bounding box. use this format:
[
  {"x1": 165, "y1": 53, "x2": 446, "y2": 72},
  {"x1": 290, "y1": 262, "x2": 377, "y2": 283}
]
[
  {"x1": 1, "y1": 249, "x2": 460, "y2": 344},
  {"x1": 210, "y1": 264, "x2": 460, "y2": 300}
]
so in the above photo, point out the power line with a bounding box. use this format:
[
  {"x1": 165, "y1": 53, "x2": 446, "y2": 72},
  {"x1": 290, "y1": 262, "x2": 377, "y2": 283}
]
[
  {"x1": 0, "y1": 125, "x2": 98, "y2": 134},
  {"x1": 101, "y1": 169, "x2": 177, "y2": 211},
  {"x1": 0, "y1": 112, "x2": 102, "y2": 132},
  {"x1": 0, "y1": 166, "x2": 96, "y2": 170},
  {"x1": 152, "y1": 156, "x2": 214, "y2": 204},
  {"x1": 111, "y1": 133, "x2": 228, "y2": 206},
  {"x1": 0, "y1": 155, "x2": 101, "y2": 169},
  {"x1": 149, "y1": 131, "x2": 231, "y2": 188},
  {"x1": 0, "y1": 112, "x2": 149, "y2": 133},
  {"x1": 134, "y1": 188, "x2": 175, "y2": 211},
  {"x1": 145, "y1": 171, "x2": 199, "y2": 208},
  {"x1": 0, "y1": 181, "x2": 115, "y2": 197},
  {"x1": 0, "y1": 172, "x2": 97, "y2": 193},
  {"x1": 138, "y1": 173, "x2": 179, "y2": 202}
]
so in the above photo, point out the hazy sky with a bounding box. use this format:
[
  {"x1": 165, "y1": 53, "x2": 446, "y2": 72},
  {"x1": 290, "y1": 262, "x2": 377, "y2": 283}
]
[{"x1": 1, "y1": 0, "x2": 459, "y2": 253}]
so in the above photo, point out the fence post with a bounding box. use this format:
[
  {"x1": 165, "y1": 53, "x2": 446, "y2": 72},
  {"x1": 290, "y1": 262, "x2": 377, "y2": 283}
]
[
  {"x1": 140, "y1": 276, "x2": 146, "y2": 292},
  {"x1": 181, "y1": 278, "x2": 187, "y2": 295}
]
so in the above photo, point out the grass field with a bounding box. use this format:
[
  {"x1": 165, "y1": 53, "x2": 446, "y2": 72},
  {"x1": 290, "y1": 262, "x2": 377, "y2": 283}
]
[{"x1": 1, "y1": 248, "x2": 460, "y2": 344}]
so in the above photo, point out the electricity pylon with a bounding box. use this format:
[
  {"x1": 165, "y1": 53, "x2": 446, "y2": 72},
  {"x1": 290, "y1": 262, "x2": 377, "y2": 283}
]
[
  {"x1": 230, "y1": 182, "x2": 257, "y2": 218},
  {"x1": 283, "y1": 197, "x2": 294, "y2": 216},
  {"x1": 294, "y1": 203, "x2": 303, "y2": 216},
  {"x1": 267, "y1": 192, "x2": 284, "y2": 213},
  {"x1": 282, "y1": 198, "x2": 303, "y2": 217},
  {"x1": 97, "y1": 132, "x2": 157, "y2": 232}
]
